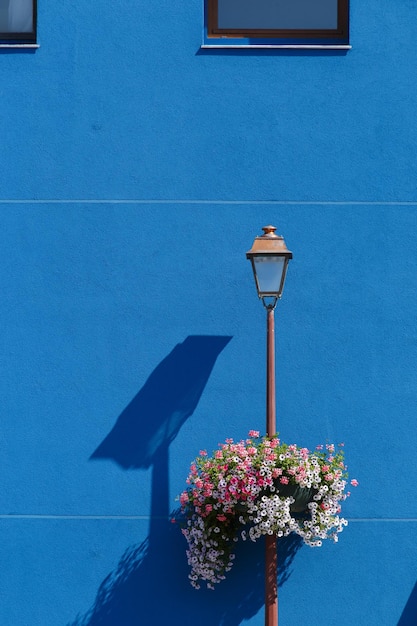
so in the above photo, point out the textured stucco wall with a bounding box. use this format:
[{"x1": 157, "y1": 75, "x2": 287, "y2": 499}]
[{"x1": 0, "y1": 0, "x2": 416, "y2": 624}]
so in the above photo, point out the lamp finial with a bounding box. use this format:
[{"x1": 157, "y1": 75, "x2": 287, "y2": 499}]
[{"x1": 261, "y1": 225, "x2": 278, "y2": 238}]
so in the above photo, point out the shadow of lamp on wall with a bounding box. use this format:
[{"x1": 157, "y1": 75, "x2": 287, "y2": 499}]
[
  {"x1": 72, "y1": 334, "x2": 302, "y2": 626},
  {"x1": 68, "y1": 521, "x2": 302, "y2": 626},
  {"x1": 90, "y1": 335, "x2": 232, "y2": 526},
  {"x1": 91, "y1": 335, "x2": 232, "y2": 470}
]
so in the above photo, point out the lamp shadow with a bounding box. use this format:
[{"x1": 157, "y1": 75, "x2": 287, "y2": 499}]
[
  {"x1": 397, "y1": 580, "x2": 417, "y2": 625},
  {"x1": 90, "y1": 335, "x2": 232, "y2": 470},
  {"x1": 70, "y1": 334, "x2": 302, "y2": 625},
  {"x1": 68, "y1": 518, "x2": 302, "y2": 626}
]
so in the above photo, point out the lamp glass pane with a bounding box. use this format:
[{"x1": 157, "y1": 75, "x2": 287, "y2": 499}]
[{"x1": 253, "y1": 256, "x2": 285, "y2": 295}]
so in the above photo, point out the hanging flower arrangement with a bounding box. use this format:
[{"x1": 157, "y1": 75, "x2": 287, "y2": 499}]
[{"x1": 179, "y1": 431, "x2": 358, "y2": 589}]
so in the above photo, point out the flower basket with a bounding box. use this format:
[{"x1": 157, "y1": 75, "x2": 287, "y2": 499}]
[
  {"x1": 179, "y1": 431, "x2": 357, "y2": 589},
  {"x1": 277, "y1": 483, "x2": 316, "y2": 513}
]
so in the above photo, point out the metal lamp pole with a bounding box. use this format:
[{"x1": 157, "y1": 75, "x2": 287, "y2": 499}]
[
  {"x1": 265, "y1": 304, "x2": 277, "y2": 626},
  {"x1": 246, "y1": 226, "x2": 292, "y2": 626}
]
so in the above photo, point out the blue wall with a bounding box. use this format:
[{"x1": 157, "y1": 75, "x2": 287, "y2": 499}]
[{"x1": 0, "y1": 0, "x2": 417, "y2": 624}]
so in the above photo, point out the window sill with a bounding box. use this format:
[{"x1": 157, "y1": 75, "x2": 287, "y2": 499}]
[
  {"x1": 201, "y1": 44, "x2": 351, "y2": 50},
  {"x1": 0, "y1": 43, "x2": 39, "y2": 48}
]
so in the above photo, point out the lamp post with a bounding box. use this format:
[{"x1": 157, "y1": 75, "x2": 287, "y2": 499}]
[{"x1": 246, "y1": 225, "x2": 292, "y2": 626}]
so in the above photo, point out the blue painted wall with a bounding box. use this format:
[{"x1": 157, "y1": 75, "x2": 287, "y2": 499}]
[{"x1": 0, "y1": 1, "x2": 416, "y2": 625}]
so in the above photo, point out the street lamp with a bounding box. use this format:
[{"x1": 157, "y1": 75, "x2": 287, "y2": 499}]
[{"x1": 246, "y1": 225, "x2": 292, "y2": 626}]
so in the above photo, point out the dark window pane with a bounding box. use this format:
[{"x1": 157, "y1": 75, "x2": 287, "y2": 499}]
[
  {"x1": 218, "y1": 0, "x2": 338, "y2": 30},
  {"x1": 0, "y1": 0, "x2": 34, "y2": 34}
]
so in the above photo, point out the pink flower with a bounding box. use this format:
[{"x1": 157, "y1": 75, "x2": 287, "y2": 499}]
[
  {"x1": 350, "y1": 479, "x2": 359, "y2": 487},
  {"x1": 215, "y1": 450, "x2": 223, "y2": 459},
  {"x1": 279, "y1": 476, "x2": 289, "y2": 484},
  {"x1": 248, "y1": 430, "x2": 260, "y2": 438},
  {"x1": 199, "y1": 450, "x2": 207, "y2": 457},
  {"x1": 247, "y1": 447, "x2": 257, "y2": 456},
  {"x1": 217, "y1": 514, "x2": 227, "y2": 522}
]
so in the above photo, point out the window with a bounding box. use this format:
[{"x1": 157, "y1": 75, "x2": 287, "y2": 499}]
[
  {"x1": 0, "y1": 0, "x2": 37, "y2": 44},
  {"x1": 205, "y1": 0, "x2": 349, "y2": 48}
]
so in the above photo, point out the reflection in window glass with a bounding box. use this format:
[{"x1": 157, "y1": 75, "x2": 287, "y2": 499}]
[
  {"x1": 0, "y1": 0, "x2": 35, "y2": 38},
  {"x1": 218, "y1": 0, "x2": 338, "y2": 30}
]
